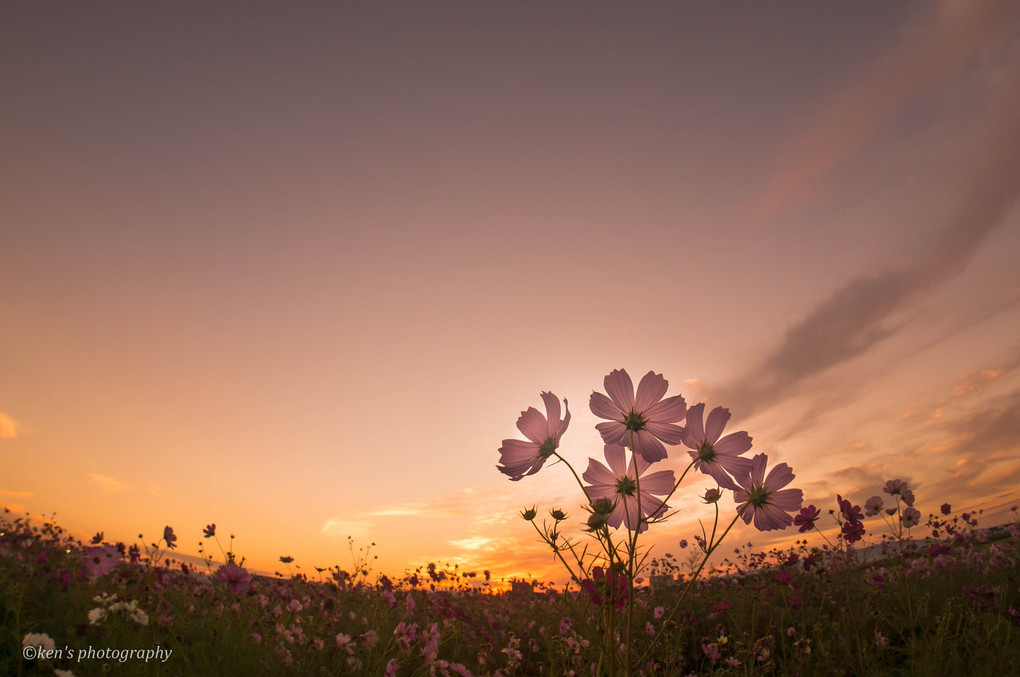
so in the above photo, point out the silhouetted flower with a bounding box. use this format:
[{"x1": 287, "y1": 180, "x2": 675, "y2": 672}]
[
  {"x1": 732, "y1": 454, "x2": 803, "y2": 531},
  {"x1": 681, "y1": 403, "x2": 754, "y2": 488},
  {"x1": 864, "y1": 496, "x2": 884, "y2": 517},
  {"x1": 163, "y1": 526, "x2": 177, "y2": 549},
  {"x1": 497, "y1": 392, "x2": 570, "y2": 481},
  {"x1": 83, "y1": 544, "x2": 121, "y2": 579},
  {"x1": 581, "y1": 566, "x2": 628, "y2": 610},
  {"x1": 794, "y1": 505, "x2": 820, "y2": 533},
  {"x1": 215, "y1": 563, "x2": 252, "y2": 593},
  {"x1": 203, "y1": 524, "x2": 216, "y2": 538},
  {"x1": 583, "y1": 444, "x2": 675, "y2": 532},
  {"x1": 590, "y1": 369, "x2": 687, "y2": 463}
]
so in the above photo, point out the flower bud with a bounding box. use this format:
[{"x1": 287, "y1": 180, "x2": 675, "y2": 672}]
[
  {"x1": 586, "y1": 513, "x2": 607, "y2": 531},
  {"x1": 520, "y1": 507, "x2": 537, "y2": 521},
  {"x1": 550, "y1": 508, "x2": 568, "y2": 521},
  {"x1": 591, "y1": 498, "x2": 615, "y2": 516},
  {"x1": 702, "y1": 488, "x2": 722, "y2": 504}
]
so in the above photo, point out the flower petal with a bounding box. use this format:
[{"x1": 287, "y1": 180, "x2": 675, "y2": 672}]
[
  {"x1": 704, "y1": 406, "x2": 731, "y2": 444},
  {"x1": 643, "y1": 394, "x2": 687, "y2": 423},
  {"x1": 603, "y1": 369, "x2": 635, "y2": 410},
  {"x1": 685, "y1": 403, "x2": 706, "y2": 444},
  {"x1": 582, "y1": 458, "x2": 618, "y2": 487},
  {"x1": 634, "y1": 371, "x2": 668, "y2": 412},
  {"x1": 539, "y1": 391, "x2": 561, "y2": 428},
  {"x1": 644, "y1": 420, "x2": 686, "y2": 445},
  {"x1": 713, "y1": 431, "x2": 752, "y2": 457},
  {"x1": 632, "y1": 430, "x2": 668, "y2": 462},
  {"x1": 590, "y1": 391, "x2": 624, "y2": 420},
  {"x1": 596, "y1": 421, "x2": 628, "y2": 446},
  {"x1": 516, "y1": 407, "x2": 549, "y2": 444}
]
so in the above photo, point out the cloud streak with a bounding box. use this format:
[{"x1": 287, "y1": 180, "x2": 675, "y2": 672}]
[
  {"x1": 724, "y1": 56, "x2": 1020, "y2": 420},
  {"x1": 87, "y1": 473, "x2": 132, "y2": 494},
  {"x1": 752, "y1": 0, "x2": 1020, "y2": 218}
]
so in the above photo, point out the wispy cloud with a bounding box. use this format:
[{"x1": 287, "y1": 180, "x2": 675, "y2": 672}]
[
  {"x1": 87, "y1": 473, "x2": 132, "y2": 494},
  {"x1": 722, "y1": 60, "x2": 1020, "y2": 422},
  {"x1": 0, "y1": 489, "x2": 32, "y2": 498},
  {"x1": 320, "y1": 518, "x2": 375, "y2": 542},
  {"x1": 752, "y1": 0, "x2": 1019, "y2": 218},
  {"x1": 0, "y1": 413, "x2": 21, "y2": 439}
]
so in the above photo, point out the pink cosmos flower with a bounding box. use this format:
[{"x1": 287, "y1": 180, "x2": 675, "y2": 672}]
[
  {"x1": 497, "y1": 392, "x2": 570, "y2": 481},
  {"x1": 883, "y1": 479, "x2": 908, "y2": 496},
  {"x1": 215, "y1": 563, "x2": 252, "y2": 593},
  {"x1": 589, "y1": 369, "x2": 686, "y2": 463},
  {"x1": 83, "y1": 544, "x2": 121, "y2": 578},
  {"x1": 732, "y1": 454, "x2": 803, "y2": 531},
  {"x1": 681, "y1": 403, "x2": 754, "y2": 487},
  {"x1": 581, "y1": 566, "x2": 628, "y2": 610},
  {"x1": 864, "y1": 496, "x2": 884, "y2": 517},
  {"x1": 794, "y1": 505, "x2": 819, "y2": 533},
  {"x1": 901, "y1": 506, "x2": 921, "y2": 528},
  {"x1": 582, "y1": 444, "x2": 675, "y2": 533},
  {"x1": 837, "y1": 495, "x2": 863, "y2": 525}
]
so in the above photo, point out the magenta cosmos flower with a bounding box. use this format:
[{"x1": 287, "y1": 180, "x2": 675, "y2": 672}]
[
  {"x1": 216, "y1": 563, "x2": 252, "y2": 593},
  {"x1": 582, "y1": 444, "x2": 676, "y2": 533},
  {"x1": 83, "y1": 544, "x2": 122, "y2": 579},
  {"x1": 589, "y1": 369, "x2": 687, "y2": 463},
  {"x1": 497, "y1": 392, "x2": 570, "y2": 481},
  {"x1": 681, "y1": 403, "x2": 754, "y2": 487},
  {"x1": 732, "y1": 453, "x2": 803, "y2": 531}
]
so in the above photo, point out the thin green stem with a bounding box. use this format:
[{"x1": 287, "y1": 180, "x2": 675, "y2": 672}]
[{"x1": 638, "y1": 509, "x2": 744, "y2": 665}]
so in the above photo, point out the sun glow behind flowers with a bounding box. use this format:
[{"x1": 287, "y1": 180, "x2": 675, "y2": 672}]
[{"x1": 1, "y1": 0, "x2": 1019, "y2": 586}]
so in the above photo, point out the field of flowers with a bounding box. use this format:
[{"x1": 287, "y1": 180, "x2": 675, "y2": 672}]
[
  {"x1": 4, "y1": 370, "x2": 1019, "y2": 675},
  {"x1": 3, "y1": 502, "x2": 1019, "y2": 676}
]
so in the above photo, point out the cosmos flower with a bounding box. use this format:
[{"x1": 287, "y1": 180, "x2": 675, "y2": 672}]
[
  {"x1": 589, "y1": 369, "x2": 686, "y2": 463},
  {"x1": 901, "y1": 506, "x2": 922, "y2": 528},
  {"x1": 582, "y1": 444, "x2": 675, "y2": 533},
  {"x1": 497, "y1": 392, "x2": 570, "y2": 481},
  {"x1": 22, "y1": 632, "x2": 56, "y2": 652},
  {"x1": 681, "y1": 403, "x2": 754, "y2": 487},
  {"x1": 732, "y1": 453, "x2": 803, "y2": 531},
  {"x1": 842, "y1": 519, "x2": 865, "y2": 544},
  {"x1": 837, "y1": 495, "x2": 864, "y2": 525},
  {"x1": 883, "y1": 479, "x2": 908, "y2": 496},
  {"x1": 215, "y1": 563, "x2": 252, "y2": 593},
  {"x1": 203, "y1": 524, "x2": 216, "y2": 538},
  {"x1": 793, "y1": 505, "x2": 820, "y2": 533},
  {"x1": 581, "y1": 566, "x2": 628, "y2": 610},
  {"x1": 83, "y1": 544, "x2": 121, "y2": 579},
  {"x1": 864, "y1": 496, "x2": 884, "y2": 517},
  {"x1": 163, "y1": 526, "x2": 177, "y2": 549}
]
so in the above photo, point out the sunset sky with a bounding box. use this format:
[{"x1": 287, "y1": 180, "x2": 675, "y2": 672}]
[{"x1": 3, "y1": 1, "x2": 1020, "y2": 583}]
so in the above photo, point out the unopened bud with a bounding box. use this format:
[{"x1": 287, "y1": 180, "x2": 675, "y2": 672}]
[
  {"x1": 550, "y1": 508, "x2": 568, "y2": 521},
  {"x1": 520, "y1": 507, "x2": 537, "y2": 521},
  {"x1": 702, "y1": 488, "x2": 722, "y2": 504},
  {"x1": 591, "y1": 498, "x2": 615, "y2": 516}
]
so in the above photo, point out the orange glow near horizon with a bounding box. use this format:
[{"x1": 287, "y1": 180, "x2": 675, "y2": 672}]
[{"x1": 3, "y1": 0, "x2": 1020, "y2": 585}]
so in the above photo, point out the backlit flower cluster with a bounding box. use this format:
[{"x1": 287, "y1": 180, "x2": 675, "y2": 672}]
[{"x1": 497, "y1": 368, "x2": 803, "y2": 532}]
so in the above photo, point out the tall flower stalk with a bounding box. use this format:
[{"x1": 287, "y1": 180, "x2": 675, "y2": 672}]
[{"x1": 496, "y1": 369, "x2": 804, "y2": 674}]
